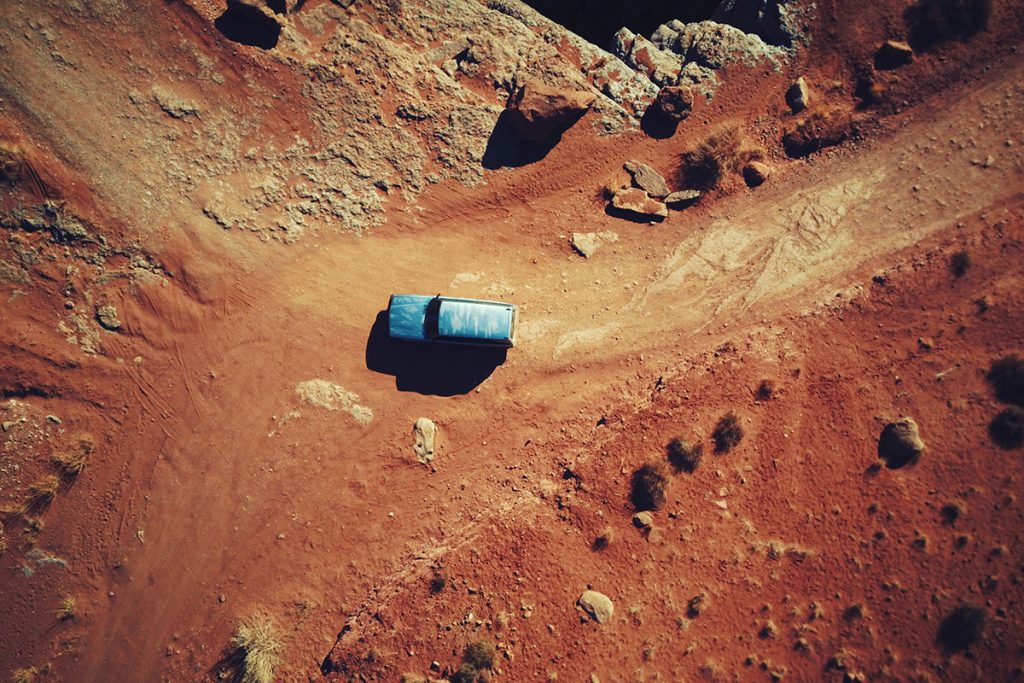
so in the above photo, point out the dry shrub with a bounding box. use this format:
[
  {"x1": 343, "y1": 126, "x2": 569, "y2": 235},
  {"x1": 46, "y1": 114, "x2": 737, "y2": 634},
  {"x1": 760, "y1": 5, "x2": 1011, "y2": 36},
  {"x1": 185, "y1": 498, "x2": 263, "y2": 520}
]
[
  {"x1": 462, "y1": 641, "x2": 497, "y2": 670},
  {"x1": 676, "y1": 124, "x2": 763, "y2": 191},
  {"x1": 937, "y1": 605, "x2": 986, "y2": 652},
  {"x1": 450, "y1": 665, "x2": 490, "y2": 683},
  {"x1": 56, "y1": 595, "x2": 76, "y2": 621},
  {"x1": 755, "y1": 379, "x2": 776, "y2": 401},
  {"x1": 11, "y1": 668, "x2": 39, "y2": 683},
  {"x1": 989, "y1": 406, "x2": 1024, "y2": 450},
  {"x1": 631, "y1": 462, "x2": 669, "y2": 511},
  {"x1": 905, "y1": 0, "x2": 991, "y2": 51},
  {"x1": 429, "y1": 569, "x2": 447, "y2": 595},
  {"x1": 987, "y1": 355, "x2": 1024, "y2": 406},
  {"x1": 233, "y1": 617, "x2": 282, "y2": 683},
  {"x1": 712, "y1": 412, "x2": 744, "y2": 453},
  {"x1": 949, "y1": 250, "x2": 971, "y2": 278},
  {"x1": 666, "y1": 438, "x2": 703, "y2": 474},
  {"x1": 26, "y1": 476, "x2": 60, "y2": 514},
  {"x1": 53, "y1": 450, "x2": 89, "y2": 478}
]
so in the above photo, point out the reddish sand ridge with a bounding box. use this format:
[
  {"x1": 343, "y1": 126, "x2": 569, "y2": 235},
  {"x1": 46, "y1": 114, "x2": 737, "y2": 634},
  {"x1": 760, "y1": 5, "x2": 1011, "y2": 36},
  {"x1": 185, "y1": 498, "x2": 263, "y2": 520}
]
[{"x1": 0, "y1": 0, "x2": 1022, "y2": 681}]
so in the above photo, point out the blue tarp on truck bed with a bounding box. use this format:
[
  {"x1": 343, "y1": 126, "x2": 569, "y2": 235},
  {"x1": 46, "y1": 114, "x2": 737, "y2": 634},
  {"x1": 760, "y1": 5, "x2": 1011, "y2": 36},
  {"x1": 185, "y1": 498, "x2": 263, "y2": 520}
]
[{"x1": 388, "y1": 295, "x2": 517, "y2": 346}]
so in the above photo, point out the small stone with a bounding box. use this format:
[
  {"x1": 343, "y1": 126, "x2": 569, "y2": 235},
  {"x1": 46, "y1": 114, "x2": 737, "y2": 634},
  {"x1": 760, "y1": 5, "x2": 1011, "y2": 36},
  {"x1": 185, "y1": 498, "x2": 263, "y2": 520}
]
[
  {"x1": 571, "y1": 231, "x2": 619, "y2": 258},
  {"x1": 2, "y1": 421, "x2": 15, "y2": 432},
  {"x1": 431, "y1": 661, "x2": 441, "y2": 672},
  {"x1": 624, "y1": 160, "x2": 670, "y2": 198},
  {"x1": 664, "y1": 189, "x2": 701, "y2": 207},
  {"x1": 917, "y1": 337, "x2": 934, "y2": 350},
  {"x1": 878, "y1": 417, "x2": 925, "y2": 469},
  {"x1": 875, "y1": 40, "x2": 913, "y2": 69},
  {"x1": 413, "y1": 417, "x2": 437, "y2": 464},
  {"x1": 610, "y1": 188, "x2": 668, "y2": 220},
  {"x1": 218, "y1": 594, "x2": 226, "y2": 603},
  {"x1": 785, "y1": 77, "x2": 809, "y2": 113},
  {"x1": 276, "y1": 533, "x2": 285, "y2": 540},
  {"x1": 983, "y1": 155, "x2": 995, "y2": 168},
  {"x1": 578, "y1": 590, "x2": 614, "y2": 623},
  {"x1": 632, "y1": 511, "x2": 654, "y2": 529},
  {"x1": 46, "y1": 415, "x2": 61, "y2": 424},
  {"x1": 96, "y1": 304, "x2": 122, "y2": 331},
  {"x1": 743, "y1": 161, "x2": 772, "y2": 187}
]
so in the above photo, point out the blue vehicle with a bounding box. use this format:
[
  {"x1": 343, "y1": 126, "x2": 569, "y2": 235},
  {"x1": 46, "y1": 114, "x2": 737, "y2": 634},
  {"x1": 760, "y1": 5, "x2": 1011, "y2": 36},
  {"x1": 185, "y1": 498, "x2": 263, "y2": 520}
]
[{"x1": 388, "y1": 294, "x2": 519, "y2": 348}]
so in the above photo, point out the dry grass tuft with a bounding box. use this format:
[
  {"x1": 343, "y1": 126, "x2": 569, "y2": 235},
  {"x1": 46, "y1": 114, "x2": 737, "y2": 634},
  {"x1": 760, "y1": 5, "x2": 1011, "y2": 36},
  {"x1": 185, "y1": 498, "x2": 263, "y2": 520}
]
[
  {"x1": 676, "y1": 124, "x2": 764, "y2": 191},
  {"x1": 25, "y1": 476, "x2": 60, "y2": 514},
  {"x1": 52, "y1": 450, "x2": 89, "y2": 478},
  {"x1": 989, "y1": 406, "x2": 1024, "y2": 450},
  {"x1": 233, "y1": 617, "x2": 282, "y2": 683},
  {"x1": 56, "y1": 595, "x2": 76, "y2": 621},
  {"x1": 11, "y1": 668, "x2": 39, "y2": 683},
  {"x1": 592, "y1": 526, "x2": 614, "y2": 551},
  {"x1": 937, "y1": 604, "x2": 986, "y2": 652},
  {"x1": 949, "y1": 250, "x2": 970, "y2": 278},
  {"x1": 462, "y1": 640, "x2": 497, "y2": 670}
]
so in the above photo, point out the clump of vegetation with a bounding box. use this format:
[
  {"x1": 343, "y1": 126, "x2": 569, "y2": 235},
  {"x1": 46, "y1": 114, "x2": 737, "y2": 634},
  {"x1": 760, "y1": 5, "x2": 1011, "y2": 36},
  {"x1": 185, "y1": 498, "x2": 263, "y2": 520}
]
[
  {"x1": 630, "y1": 462, "x2": 669, "y2": 511},
  {"x1": 25, "y1": 476, "x2": 60, "y2": 514},
  {"x1": 905, "y1": 0, "x2": 991, "y2": 51},
  {"x1": 937, "y1": 604, "x2": 986, "y2": 652},
  {"x1": 755, "y1": 379, "x2": 776, "y2": 401},
  {"x1": 11, "y1": 668, "x2": 39, "y2": 683},
  {"x1": 232, "y1": 617, "x2": 282, "y2": 683},
  {"x1": 451, "y1": 640, "x2": 497, "y2": 683},
  {"x1": 687, "y1": 593, "x2": 708, "y2": 618},
  {"x1": 989, "y1": 406, "x2": 1024, "y2": 450},
  {"x1": 592, "y1": 526, "x2": 613, "y2": 551},
  {"x1": 666, "y1": 438, "x2": 703, "y2": 474},
  {"x1": 56, "y1": 595, "x2": 76, "y2": 621},
  {"x1": 52, "y1": 449, "x2": 90, "y2": 479},
  {"x1": 940, "y1": 502, "x2": 964, "y2": 525},
  {"x1": 462, "y1": 641, "x2": 497, "y2": 670},
  {"x1": 987, "y1": 355, "x2": 1024, "y2": 406},
  {"x1": 429, "y1": 569, "x2": 447, "y2": 595},
  {"x1": 712, "y1": 412, "x2": 744, "y2": 453},
  {"x1": 949, "y1": 250, "x2": 971, "y2": 278},
  {"x1": 676, "y1": 124, "x2": 764, "y2": 191}
]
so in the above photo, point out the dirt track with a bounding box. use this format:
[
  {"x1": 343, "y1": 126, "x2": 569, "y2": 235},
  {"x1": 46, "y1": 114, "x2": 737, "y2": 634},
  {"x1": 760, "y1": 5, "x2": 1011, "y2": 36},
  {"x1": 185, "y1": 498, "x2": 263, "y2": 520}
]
[{"x1": 1, "y1": 1, "x2": 1024, "y2": 681}]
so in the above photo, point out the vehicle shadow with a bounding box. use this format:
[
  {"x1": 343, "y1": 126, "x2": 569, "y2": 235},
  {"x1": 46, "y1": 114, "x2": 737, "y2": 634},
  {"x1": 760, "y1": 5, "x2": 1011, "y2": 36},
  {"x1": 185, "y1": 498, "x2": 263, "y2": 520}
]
[{"x1": 365, "y1": 311, "x2": 507, "y2": 396}]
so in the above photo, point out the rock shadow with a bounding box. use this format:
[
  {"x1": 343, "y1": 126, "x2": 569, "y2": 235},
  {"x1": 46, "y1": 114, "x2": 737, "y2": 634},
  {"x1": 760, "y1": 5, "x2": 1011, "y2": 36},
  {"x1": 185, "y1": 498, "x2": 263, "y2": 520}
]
[
  {"x1": 482, "y1": 110, "x2": 581, "y2": 169},
  {"x1": 640, "y1": 107, "x2": 679, "y2": 139},
  {"x1": 365, "y1": 311, "x2": 507, "y2": 396}
]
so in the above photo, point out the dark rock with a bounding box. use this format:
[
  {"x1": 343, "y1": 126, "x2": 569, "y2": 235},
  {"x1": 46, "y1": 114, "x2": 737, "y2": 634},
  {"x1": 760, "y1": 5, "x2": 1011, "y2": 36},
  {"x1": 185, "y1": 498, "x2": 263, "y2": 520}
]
[{"x1": 651, "y1": 85, "x2": 693, "y2": 122}]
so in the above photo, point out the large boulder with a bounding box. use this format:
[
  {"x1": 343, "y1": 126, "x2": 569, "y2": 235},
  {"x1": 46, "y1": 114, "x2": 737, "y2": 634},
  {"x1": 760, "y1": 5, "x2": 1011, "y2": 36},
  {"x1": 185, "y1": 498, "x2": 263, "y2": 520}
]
[
  {"x1": 878, "y1": 417, "x2": 925, "y2": 468},
  {"x1": 505, "y1": 82, "x2": 596, "y2": 143},
  {"x1": 651, "y1": 85, "x2": 693, "y2": 122},
  {"x1": 578, "y1": 590, "x2": 614, "y2": 623}
]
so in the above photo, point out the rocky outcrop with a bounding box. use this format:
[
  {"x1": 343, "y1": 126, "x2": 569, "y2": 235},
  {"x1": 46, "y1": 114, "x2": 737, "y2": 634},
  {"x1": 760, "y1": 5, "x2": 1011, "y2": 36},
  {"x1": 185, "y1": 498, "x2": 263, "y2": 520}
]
[
  {"x1": 505, "y1": 82, "x2": 596, "y2": 142},
  {"x1": 712, "y1": 0, "x2": 811, "y2": 47}
]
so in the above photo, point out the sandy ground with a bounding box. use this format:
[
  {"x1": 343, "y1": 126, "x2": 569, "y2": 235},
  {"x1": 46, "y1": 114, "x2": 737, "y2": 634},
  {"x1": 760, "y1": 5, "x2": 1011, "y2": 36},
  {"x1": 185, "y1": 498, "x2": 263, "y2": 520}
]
[{"x1": 0, "y1": 0, "x2": 1023, "y2": 681}]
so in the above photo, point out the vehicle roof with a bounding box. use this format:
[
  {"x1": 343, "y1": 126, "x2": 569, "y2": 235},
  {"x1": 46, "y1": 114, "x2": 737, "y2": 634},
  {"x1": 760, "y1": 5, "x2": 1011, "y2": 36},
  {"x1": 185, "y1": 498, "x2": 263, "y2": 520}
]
[{"x1": 388, "y1": 294, "x2": 516, "y2": 342}]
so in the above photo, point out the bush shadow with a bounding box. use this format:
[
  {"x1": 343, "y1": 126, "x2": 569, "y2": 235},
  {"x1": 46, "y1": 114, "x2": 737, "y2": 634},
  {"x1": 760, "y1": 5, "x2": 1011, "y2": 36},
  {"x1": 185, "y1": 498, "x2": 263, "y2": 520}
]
[{"x1": 365, "y1": 311, "x2": 507, "y2": 396}]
